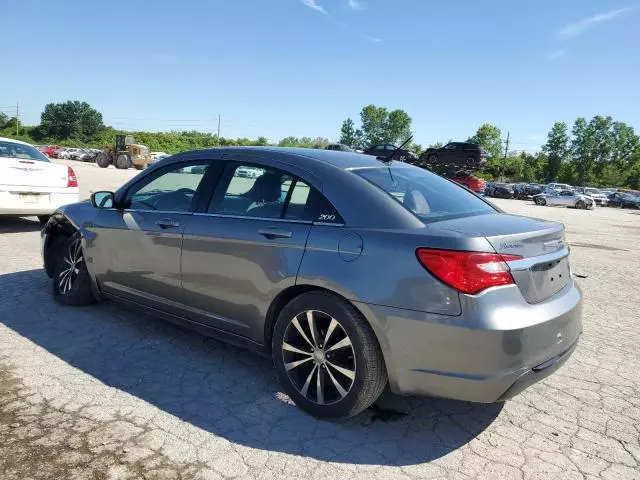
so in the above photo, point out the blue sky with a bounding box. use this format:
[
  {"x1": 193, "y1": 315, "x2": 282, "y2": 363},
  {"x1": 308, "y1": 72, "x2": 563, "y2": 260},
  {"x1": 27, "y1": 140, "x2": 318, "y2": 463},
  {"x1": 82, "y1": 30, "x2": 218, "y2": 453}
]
[{"x1": 2, "y1": 0, "x2": 639, "y2": 150}]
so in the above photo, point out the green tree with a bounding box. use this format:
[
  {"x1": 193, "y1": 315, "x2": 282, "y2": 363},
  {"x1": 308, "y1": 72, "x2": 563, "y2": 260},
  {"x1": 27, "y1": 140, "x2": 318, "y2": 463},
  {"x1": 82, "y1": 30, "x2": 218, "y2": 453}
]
[
  {"x1": 278, "y1": 136, "x2": 300, "y2": 147},
  {"x1": 385, "y1": 109, "x2": 412, "y2": 145},
  {"x1": 467, "y1": 124, "x2": 502, "y2": 159},
  {"x1": 339, "y1": 118, "x2": 361, "y2": 147},
  {"x1": 542, "y1": 121, "x2": 570, "y2": 182},
  {"x1": 38, "y1": 101, "x2": 105, "y2": 142},
  {"x1": 569, "y1": 117, "x2": 595, "y2": 185},
  {"x1": 0, "y1": 112, "x2": 8, "y2": 129},
  {"x1": 341, "y1": 105, "x2": 413, "y2": 148}
]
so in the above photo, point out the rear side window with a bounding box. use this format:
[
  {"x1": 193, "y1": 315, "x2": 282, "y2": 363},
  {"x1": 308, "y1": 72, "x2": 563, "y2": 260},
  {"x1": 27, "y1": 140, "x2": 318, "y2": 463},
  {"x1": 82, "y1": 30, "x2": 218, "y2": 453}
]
[{"x1": 352, "y1": 166, "x2": 495, "y2": 223}]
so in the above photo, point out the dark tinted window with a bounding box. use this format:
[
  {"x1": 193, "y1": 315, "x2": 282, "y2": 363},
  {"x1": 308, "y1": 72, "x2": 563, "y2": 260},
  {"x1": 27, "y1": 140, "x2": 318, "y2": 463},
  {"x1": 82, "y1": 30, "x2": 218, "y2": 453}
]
[
  {"x1": 211, "y1": 163, "x2": 315, "y2": 220},
  {"x1": 443, "y1": 143, "x2": 456, "y2": 150},
  {"x1": 353, "y1": 166, "x2": 495, "y2": 223}
]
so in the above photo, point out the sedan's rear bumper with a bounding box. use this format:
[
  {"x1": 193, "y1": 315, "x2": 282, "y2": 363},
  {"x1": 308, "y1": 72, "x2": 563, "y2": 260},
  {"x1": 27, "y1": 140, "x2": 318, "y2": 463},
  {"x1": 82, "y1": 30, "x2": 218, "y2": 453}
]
[
  {"x1": 355, "y1": 279, "x2": 582, "y2": 403},
  {"x1": 0, "y1": 190, "x2": 79, "y2": 216}
]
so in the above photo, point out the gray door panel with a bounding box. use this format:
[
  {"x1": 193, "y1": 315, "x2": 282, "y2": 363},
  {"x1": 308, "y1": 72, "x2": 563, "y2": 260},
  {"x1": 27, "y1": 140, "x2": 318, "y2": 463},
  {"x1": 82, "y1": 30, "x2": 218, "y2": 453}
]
[
  {"x1": 181, "y1": 215, "x2": 312, "y2": 341},
  {"x1": 90, "y1": 209, "x2": 191, "y2": 313}
]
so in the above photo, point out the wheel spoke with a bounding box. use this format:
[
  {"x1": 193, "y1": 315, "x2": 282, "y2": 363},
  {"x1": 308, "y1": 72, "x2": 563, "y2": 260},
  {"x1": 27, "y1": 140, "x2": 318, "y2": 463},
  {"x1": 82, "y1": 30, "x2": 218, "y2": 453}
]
[
  {"x1": 282, "y1": 342, "x2": 312, "y2": 356},
  {"x1": 73, "y1": 240, "x2": 81, "y2": 260},
  {"x1": 300, "y1": 364, "x2": 317, "y2": 398},
  {"x1": 285, "y1": 356, "x2": 313, "y2": 371},
  {"x1": 64, "y1": 271, "x2": 73, "y2": 293},
  {"x1": 306, "y1": 310, "x2": 318, "y2": 347},
  {"x1": 325, "y1": 336, "x2": 352, "y2": 353},
  {"x1": 64, "y1": 256, "x2": 73, "y2": 266},
  {"x1": 317, "y1": 365, "x2": 325, "y2": 404},
  {"x1": 291, "y1": 316, "x2": 314, "y2": 349},
  {"x1": 326, "y1": 361, "x2": 356, "y2": 380},
  {"x1": 58, "y1": 271, "x2": 69, "y2": 290},
  {"x1": 325, "y1": 364, "x2": 349, "y2": 398},
  {"x1": 323, "y1": 318, "x2": 338, "y2": 347}
]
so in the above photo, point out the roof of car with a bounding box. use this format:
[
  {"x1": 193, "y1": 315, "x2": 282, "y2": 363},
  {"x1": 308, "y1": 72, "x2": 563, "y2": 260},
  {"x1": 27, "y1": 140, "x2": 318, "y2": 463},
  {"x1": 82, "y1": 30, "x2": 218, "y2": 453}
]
[
  {"x1": 181, "y1": 146, "x2": 402, "y2": 170},
  {"x1": 0, "y1": 136, "x2": 33, "y2": 146}
]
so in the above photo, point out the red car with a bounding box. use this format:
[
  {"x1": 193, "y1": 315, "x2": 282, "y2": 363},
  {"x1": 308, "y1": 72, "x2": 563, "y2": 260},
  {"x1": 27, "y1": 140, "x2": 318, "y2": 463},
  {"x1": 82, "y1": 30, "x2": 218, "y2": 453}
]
[
  {"x1": 451, "y1": 171, "x2": 486, "y2": 193},
  {"x1": 38, "y1": 145, "x2": 57, "y2": 157}
]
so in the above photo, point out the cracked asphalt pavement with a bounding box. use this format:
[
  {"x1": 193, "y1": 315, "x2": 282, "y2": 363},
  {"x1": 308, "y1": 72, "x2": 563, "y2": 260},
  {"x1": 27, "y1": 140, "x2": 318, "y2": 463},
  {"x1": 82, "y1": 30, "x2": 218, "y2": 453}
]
[{"x1": 1, "y1": 161, "x2": 639, "y2": 479}]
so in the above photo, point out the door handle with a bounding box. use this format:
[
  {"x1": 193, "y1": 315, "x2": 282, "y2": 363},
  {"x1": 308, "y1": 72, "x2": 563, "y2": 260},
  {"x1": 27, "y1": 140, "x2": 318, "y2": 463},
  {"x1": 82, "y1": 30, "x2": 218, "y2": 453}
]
[
  {"x1": 155, "y1": 219, "x2": 180, "y2": 229},
  {"x1": 259, "y1": 228, "x2": 292, "y2": 239}
]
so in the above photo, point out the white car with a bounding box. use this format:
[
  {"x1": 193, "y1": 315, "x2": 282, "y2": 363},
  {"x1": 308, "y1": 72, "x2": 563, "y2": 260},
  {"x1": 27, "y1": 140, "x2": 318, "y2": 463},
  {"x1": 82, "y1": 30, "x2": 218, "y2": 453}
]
[
  {"x1": 0, "y1": 137, "x2": 80, "y2": 224},
  {"x1": 58, "y1": 148, "x2": 80, "y2": 159},
  {"x1": 581, "y1": 187, "x2": 609, "y2": 206},
  {"x1": 533, "y1": 190, "x2": 594, "y2": 209}
]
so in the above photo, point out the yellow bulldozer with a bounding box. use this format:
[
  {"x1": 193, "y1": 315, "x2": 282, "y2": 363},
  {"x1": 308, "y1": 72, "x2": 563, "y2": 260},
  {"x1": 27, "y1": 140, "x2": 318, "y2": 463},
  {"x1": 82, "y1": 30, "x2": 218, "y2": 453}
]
[{"x1": 95, "y1": 135, "x2": 152, "y2": 170}]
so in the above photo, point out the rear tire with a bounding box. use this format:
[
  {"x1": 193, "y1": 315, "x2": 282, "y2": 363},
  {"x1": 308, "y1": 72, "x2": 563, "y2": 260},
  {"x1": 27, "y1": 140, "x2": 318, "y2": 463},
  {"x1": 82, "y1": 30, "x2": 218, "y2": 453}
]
[
  {"x1": 535, "y1": 197, "x2": 547, "y2": 206},
  {"x1": 466, "y1": 156, "x2": 477, "y2": 167},
  {"x1": 116, "y1": 153, "x2": 132, "y2": 169},
  {"x1": 52, "y1": 232, "x2": 95, "y2": 306},
  {"x1": 96, "y1": 152, "x2": 111, "y2": 168},
  {"x1": 427, "y1": 154, "x2": 439, "y2": 164},
  {"x1": 272, "y1": 291, "x2": 387, "y2": 419}
]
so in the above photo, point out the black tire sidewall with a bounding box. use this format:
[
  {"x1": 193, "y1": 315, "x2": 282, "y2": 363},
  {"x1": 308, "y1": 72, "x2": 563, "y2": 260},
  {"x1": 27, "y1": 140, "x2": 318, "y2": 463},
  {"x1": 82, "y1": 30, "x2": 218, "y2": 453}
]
[
  {"x1": 272, "y1": 292, "x2": 386, "y2": 419},
  {"x1": 52, "y1": 233, "x2": 95, "y2": 306}
]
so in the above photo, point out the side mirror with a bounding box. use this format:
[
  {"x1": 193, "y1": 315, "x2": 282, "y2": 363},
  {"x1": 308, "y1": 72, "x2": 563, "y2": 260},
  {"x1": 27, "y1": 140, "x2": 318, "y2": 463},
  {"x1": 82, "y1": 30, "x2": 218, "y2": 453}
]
[{"x1": 91, "y1": 191, "x2": 115, "y2": 209}]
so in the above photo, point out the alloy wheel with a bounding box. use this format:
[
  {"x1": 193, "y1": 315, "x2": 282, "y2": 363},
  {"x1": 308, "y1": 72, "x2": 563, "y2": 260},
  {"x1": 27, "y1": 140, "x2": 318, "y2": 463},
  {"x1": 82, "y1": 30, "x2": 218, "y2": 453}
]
[
  {"x1": 282, "y1": 310, "x2": 356, "y2": 405},
  {"x1": 58, "y1": 238, "x2": 83, "y2": 295}
]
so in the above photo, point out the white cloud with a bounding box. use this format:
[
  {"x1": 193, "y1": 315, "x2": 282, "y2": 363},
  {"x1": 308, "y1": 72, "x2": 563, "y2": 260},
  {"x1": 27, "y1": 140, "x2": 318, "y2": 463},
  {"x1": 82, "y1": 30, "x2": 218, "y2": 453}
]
[
  {"x1": 547, "y1": 49, "x2": 566, "y2": 60},
  {"x1": 300, "y1": 0, "x2": 327, "y2": 15},
  {"x1": 559, "y1": 7, "x2": 634, "y2": 38},
  {"x1": 358, "y1": 33, "x2": 382, "y2": 43},
  {"x1": 347, "y1": 0, "x2": 366, "y2": 10}
]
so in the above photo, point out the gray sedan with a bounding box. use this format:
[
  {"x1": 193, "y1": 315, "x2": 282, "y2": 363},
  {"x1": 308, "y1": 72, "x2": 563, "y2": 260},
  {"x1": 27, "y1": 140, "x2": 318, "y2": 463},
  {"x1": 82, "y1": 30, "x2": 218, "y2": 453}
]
[{"x1": 41, "y1": 147, "x2": 582, "y2": 419}]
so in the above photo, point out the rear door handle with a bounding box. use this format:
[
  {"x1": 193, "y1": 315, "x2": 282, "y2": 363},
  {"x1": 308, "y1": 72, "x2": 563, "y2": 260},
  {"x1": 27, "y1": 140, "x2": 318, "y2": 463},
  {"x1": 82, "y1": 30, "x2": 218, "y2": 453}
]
[
  {"x1": 259, "y1": 228, "x2": 292, "y2": 239},
  {"x1": 155, "y1": 219, "x2": 180, "y2": 229}
]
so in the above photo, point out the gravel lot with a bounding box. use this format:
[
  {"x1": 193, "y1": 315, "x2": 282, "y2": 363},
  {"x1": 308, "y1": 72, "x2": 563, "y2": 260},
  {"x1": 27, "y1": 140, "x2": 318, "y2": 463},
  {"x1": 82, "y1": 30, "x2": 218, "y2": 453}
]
[{"x1": 1, "y1": 160, "x2": 639, "y2": 480}]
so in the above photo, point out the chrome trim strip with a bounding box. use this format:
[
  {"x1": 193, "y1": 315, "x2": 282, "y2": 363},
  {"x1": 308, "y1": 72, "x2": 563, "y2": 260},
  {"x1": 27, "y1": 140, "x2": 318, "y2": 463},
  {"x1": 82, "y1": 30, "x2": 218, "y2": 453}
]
[
  {"x1": 507, "y1": 246, "x2": 570, "y2": 271},
  {"x1": 192, "y1": 212, "x2": 312, "y2": 224}
]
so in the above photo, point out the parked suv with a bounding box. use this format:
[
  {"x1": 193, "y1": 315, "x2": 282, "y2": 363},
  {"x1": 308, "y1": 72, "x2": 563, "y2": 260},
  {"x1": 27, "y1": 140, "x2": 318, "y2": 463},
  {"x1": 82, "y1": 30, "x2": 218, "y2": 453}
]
[{"x1": 420, "y1": 142, "x2": 487, "y2": 167}]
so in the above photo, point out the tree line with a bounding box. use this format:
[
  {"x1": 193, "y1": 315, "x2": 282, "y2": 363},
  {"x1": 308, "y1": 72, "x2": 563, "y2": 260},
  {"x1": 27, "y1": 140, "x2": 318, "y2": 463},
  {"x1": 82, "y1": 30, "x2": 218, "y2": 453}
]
[{"x1": 2, "y1": 100, "x2": 638, "y2": 188}]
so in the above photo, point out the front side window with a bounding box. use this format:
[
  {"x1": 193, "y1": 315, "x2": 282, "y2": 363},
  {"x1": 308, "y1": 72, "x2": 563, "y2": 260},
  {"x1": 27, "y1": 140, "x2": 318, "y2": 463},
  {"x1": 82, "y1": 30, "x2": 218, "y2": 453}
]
[
  {"x1": 0, "y1": 141, "x2": 49, "y2": 162},
  {"x1": 352, "y1": 166, "x2": 495, "y2": 223},
  {"x1": 443, "y1": 143, "x2": 456, "y2": 150},
  {"x1": 127, "y1": 162, "x2": 210, "y2": 212}
]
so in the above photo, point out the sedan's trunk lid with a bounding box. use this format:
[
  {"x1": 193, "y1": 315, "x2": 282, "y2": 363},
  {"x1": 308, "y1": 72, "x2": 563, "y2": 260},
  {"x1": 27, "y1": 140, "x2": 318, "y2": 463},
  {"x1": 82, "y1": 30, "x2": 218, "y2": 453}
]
[
  {"x1": 429, "y1": 213, "x2": 570, "y2": 303},
  {"x1": 0, "y1": 157, "x2": 68, "y2": 188}
]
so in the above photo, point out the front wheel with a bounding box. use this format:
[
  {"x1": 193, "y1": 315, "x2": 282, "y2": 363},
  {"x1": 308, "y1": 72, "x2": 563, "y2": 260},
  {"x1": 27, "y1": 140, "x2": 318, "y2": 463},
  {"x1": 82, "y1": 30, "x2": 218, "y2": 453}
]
[
  {"x1": 272, "y1": 291, "x2": 387, "y2": 419},
  {"x1": 52, "y1": 233, "x2": 95, "y2": 306},
  {"x1": 427, "y1": 154, "x2": 439, "y2": 164},
  {"x1": 116, "y1": 153, "x2": 132, "y2": 169},
  {"x1": 96, "y1": 152, "x2": 111, "y2": 168},
  {"x1": 575, "y1": 200, "x2": 585, "y2": 209}
]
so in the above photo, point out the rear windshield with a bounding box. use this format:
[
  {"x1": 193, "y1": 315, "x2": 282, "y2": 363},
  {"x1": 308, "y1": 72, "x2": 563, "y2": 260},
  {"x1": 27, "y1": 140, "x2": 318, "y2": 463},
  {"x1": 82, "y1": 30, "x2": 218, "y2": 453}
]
[
  {"x1": 352, "y1": 166, "x2": 496, "y2": 223},
  {"x1": 0, "y1": 141, "x2": 50, "y2": 162}
]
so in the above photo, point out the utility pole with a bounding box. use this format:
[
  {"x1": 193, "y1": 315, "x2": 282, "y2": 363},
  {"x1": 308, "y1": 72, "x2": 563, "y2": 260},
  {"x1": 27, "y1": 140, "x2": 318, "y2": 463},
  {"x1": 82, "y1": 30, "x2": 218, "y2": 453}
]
[
  {"x1": 217, "y1": 113, "x2": 221, "y2": 143},
  {"x1": 16, "y1": 101, "x2": 19, "y2": 136},
  {"x1": 501, "y1": 131, "x2": 510, "y2": 181}
]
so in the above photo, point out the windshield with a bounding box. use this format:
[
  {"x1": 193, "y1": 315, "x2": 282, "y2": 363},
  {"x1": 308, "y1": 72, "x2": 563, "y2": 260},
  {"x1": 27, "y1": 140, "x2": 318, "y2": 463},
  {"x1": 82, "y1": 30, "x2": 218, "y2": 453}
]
[
  {"x1": 0, "y1": 141, "x2": 50, "y2": 162},
  {"x1": 585, "y1": 188, "x2": 600, "y2": 195},
  {"x1": 352, "y1": 166, "x2": 496, "y2": 223}
]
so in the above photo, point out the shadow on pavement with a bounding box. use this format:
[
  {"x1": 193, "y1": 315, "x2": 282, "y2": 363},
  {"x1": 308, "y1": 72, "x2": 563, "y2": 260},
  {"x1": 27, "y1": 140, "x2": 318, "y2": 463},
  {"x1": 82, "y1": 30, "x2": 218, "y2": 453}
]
[
  {"x1": 0, "y1": 217, "x2": 42, "y2": 233},
  {"x1": 0, "y1": 269, "x2": 502, "y2": 466}
]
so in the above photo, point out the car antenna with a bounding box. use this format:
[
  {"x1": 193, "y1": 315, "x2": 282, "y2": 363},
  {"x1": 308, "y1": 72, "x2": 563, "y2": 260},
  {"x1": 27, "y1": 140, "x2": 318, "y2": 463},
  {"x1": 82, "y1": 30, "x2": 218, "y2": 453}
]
[{"x1": 378, "y1": 136, "x2": 413, "y2": 163}]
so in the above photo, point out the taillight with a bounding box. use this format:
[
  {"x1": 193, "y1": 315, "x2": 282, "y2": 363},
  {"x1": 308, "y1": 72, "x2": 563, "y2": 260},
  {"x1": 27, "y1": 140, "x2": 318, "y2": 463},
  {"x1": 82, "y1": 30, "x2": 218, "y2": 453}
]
[
  {"x1": 67, "y1": 166, "x2": 78, "y2": 188},
  {"x1": 416, "y1": 248, "x2": 522, "y2": 295}
]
